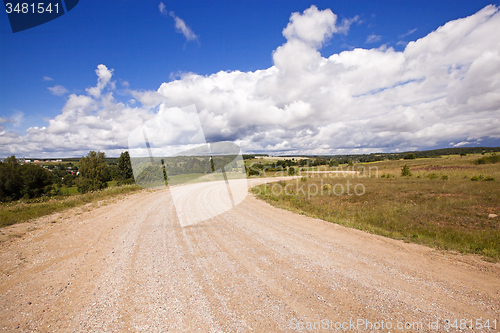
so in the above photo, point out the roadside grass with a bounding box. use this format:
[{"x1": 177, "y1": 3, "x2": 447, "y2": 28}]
[
  {"x1": 168, "y1": 173, "x2": 206, "y2": 186},
  {"x1": 60, "y1": 185, "x2": 79, "y2": 195},
  {"x1": 0, "y1": 184, "x2": 142, "y2": 228},
  {"x1": 58, "y1": 180, "x2": 124, "y2": 196},
  {"x1": 107, "y1": 180, "x2": 118, "y2": 187},
  {"x1": 251, "y1": 154, "x2": 500, "y2": 261}
]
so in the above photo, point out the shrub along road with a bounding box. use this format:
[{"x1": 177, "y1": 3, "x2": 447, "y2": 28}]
[{"x1": 0, "y1": 177, "x2": 499, "y2": 332}]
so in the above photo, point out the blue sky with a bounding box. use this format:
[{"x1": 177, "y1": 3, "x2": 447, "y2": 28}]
[{"x1": 1, "y1": 0, "x2": 500, "y2": 157}]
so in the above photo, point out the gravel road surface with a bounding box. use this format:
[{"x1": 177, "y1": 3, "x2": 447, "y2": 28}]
[{"x1": 1, "y1": 178, "x2": 499, "y2": 332}]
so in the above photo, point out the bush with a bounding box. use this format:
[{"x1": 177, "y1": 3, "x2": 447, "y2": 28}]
[
  {"x1": 471, "y1": 175, "x2": 495, "y2": 181},
  {"x1": 401, "y1": 164, "x2": 412, "y2": 177},
  {"x1": 473, "y1": 155, "x2": 500, "y2": 165},
  {"x1": 404, "y1": 153, "x2": 416, "y2": 160},
  {"x1": 247, "y1": 168, "x2": 260, "y2": 176},
  {"x1": 329, "y1": 160, "x2": 339, "y2": 167},
  {"x1": 62, "y1": 173, "x2": 77, "y2": 187}
]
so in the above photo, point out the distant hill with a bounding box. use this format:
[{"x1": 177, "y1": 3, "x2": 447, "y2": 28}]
[{"x1": 281, "y1": 146, "x2": 500, "y2": 163}]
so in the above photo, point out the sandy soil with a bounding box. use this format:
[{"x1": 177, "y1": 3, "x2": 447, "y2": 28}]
[{"x1": 1, "y1": 178, "x2": 499, "y2": 332}]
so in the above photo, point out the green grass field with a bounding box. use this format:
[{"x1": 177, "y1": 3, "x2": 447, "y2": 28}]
[
  {"x1": 58, "y1": 180, "x2": 119, "y2": 196},
  {"x1": 251, "y1": 154, "x2": 500, "y2": 261}
]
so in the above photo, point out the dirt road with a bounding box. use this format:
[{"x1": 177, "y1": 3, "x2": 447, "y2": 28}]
[{"x1": 1, "y1": 178, "x2": 499, "y2": 332}]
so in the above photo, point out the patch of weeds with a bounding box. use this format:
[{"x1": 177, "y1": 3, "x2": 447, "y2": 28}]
[
  {"x1": 470, "y1": 175, "x2": 495, "y2": 181},
  {"x1": 427, "y1": 173, "x2": 439, "y2": 180}
]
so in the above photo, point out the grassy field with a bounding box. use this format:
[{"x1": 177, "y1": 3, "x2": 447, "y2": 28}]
[
  {"x1": 0, "y1": 184, "x2": 142, "y2": 228},
  {"x1": 58, "y1": 180, "x2": 119, "y2": 196},
  {"x1": 244, "y1": 156, "x2": 308, "y2": 166},
  {"x1": 251, "y1": 154, "x2": 500, "y2": 261},
  {"x1": 168, "y1": 173, "x2": 206, "y2": 186}
]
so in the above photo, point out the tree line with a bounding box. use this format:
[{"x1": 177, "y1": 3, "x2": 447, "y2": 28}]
[
  {"x1": 287, "y1": 146, "x2": 500, "y2": 163},
  {"x1": 0, "y1": 151, "x2": 134, "y2": 202},
  {"x1": 133, "y1": 154, "x2": 244, "y2": 188}
]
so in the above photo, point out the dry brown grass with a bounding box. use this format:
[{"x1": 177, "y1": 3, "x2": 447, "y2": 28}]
[{"x1": 252, "y1": 154, "x2": 500, "y2": 261}]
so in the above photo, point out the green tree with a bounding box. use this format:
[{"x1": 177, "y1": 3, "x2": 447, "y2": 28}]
[
  {"x1": 0, "y1": 156, "x2": 23, "y2": 201},
  {"x1": 0, "y1": 156, "x2": 52, "y2": 201},
  {"x1": 288, "y1": 166, "x2": 296, "y2": 176},
  {"x1": 328, "y1": 159, "x2": 339, "y2": 167},
  {"x1": 5, "y1": 155, "x2": 19, "y2": 165},
  {"x1": 401, "y1": 164, "x2": 412, "y2": 177},
  {"x1": 117, "y1": 151, "x2": 133, "y2": 181},
  {"x1": 77, "y1": 151, "x2": 110, "y2": 193},
  {"x1": 404, "y1": 153, "x2": 416, "y2": 160},
  {"x1": 21, "y1": 164, "x2": 52, "y2": 198}
]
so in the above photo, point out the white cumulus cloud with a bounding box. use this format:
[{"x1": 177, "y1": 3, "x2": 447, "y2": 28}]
[
  {"x1": 2, "y1": 5, "x2": 500, "y2": 157},
  {"x1": 86, "y1": 64, "x2": 114, "y2": 98}
]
